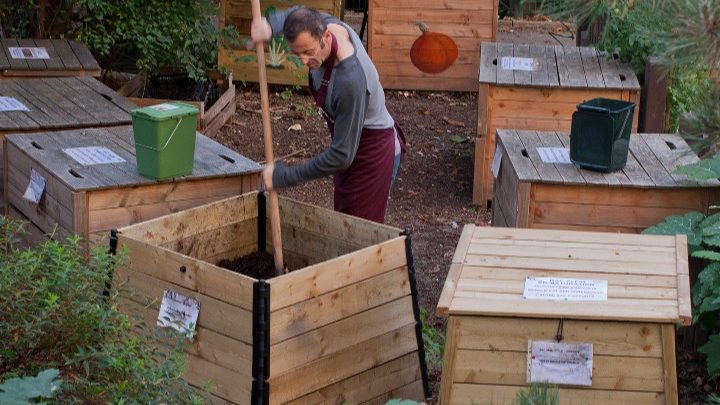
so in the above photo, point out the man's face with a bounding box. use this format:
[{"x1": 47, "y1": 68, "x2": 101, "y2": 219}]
[{"x1": 290, "y1": 31, "x2": 329, "y2": 69}]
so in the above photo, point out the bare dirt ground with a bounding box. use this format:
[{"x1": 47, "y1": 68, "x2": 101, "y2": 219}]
[{"x1": 209, "y1": 17, "x2": 717, "y2": 404}]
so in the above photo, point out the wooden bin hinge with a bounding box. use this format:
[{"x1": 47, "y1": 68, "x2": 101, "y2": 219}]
[
  {"x1": 252, "y1": 280, "x2": 271, "y2": 405},
  {"x1": 400, "y1": 227, "x2": 431, "y2": 399},
  {"x1": 257, "y1": 192, "x2": 267, "y2": 253}
]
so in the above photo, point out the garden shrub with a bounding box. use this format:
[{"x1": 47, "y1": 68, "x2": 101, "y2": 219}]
[{"x1": 0, "y1": 216, "x2": 206, "y2": 404}]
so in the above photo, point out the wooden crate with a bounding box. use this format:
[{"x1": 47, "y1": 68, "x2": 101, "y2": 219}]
[
  {"x1": 0, "y1": 39, "x2": 101, "y2": 78},
  {"x1": 118, "y1": 71, "x2": 236, "y2": 137},
  {"x1": 0, "y1": 76, "x2": 135, "y2": 208},
  {"x1": 112, "y1": 191, "x2": 429, "y2": 404},
  {"x1": 474, "y1": 42, "x2": 641, "y2": 207},
  {"x1": 4, "y1": 126, "x2": 261, "y2": 247},
  {"x1": 437, "y1": 225, "x2": 690, "y2": 404},
  {"x1": 492, "y1": 129, "x2": 720, "y2": 233},
  {"x1": 218, "y1": 0, "x2": 343, "y2": 86},
  {"x1": 368, "y1": 0, "x2": 498, "y2": 91}
]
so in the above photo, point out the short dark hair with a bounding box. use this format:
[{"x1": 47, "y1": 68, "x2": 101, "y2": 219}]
[{"x1": 283, "y1": 6, "x2": 327, "y2": 42}]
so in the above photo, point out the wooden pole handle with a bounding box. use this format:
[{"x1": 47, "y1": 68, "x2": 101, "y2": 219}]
[{"x1": 251, "y1": 0, "x2": 285, "y2": 275}]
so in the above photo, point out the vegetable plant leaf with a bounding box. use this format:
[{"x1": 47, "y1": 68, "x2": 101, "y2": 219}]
[
  {"x1": 675, "y1": 156, "x2": 720, "y2": 180},
  {"x1": 0, "y1": 369, "x2": 62, "y2": 403},
  {"x1": 693, "y1": 250, "x2": 720, "y2": 261},
  {"x1": 642, "y1": 211, "x2": 704, "y2": 250},
  {"x1": 450, "y1": 135, "x2": 468, "y2": 144},
  {"x1": 699, "y1": 335, "x2": 720, "y2": 378}
]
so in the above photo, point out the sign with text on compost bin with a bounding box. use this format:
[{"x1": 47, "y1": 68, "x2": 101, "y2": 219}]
[
  {"x1": 523, "y1": 277, "x2": 608, "y2": 301},
  {"x1": 63, "y1": 146, "x2": 126, "y2": 165},
  {"x1": 501, "y1": 56, "x2": 539, "y2": 71},
  {"x1": 0, "y1": 96, "x2": 30, "y2": 112},
  {"x1": 22, "y1": 168, "x2": 45, "y2": 204},
  {"x1": 8, "y1": 46, "x2": 49, "y2": 59},
  {"x1": 527, "y1": 340, "x2": 593, "y2": 386},
  {"x1": 157, "y1": 290, "x2": 200, "y2": 338}
]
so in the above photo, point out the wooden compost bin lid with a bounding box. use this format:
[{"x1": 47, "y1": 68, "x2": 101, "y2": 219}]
[
  {"x1": 0, "y1": 77, "x2": 134, "y2": 131},
  {"x1": 437, "y1": 225, "x2": 691, "y2": 325},
  {"x1": 497, "y1": 129, "x2": 720, "y2": 189},
  {"x1": 5, "y1": 126, "x2": 261, "y2": 191},
  {"x1": 0, "y1": 39, "x2": 101, "y2": 78},
  {"x1": 478, "y1": 42, "x2": 640, "y2": 90}
]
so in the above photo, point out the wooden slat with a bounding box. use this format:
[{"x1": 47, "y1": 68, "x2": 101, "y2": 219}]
[
  {"x1": 580, "y1": 46, "x2": 605, "y2": 88},
  {"x1": 268, "y1": 323, "x2": 418, "y2": 404},
  {"x1": 556, "y1": 132, "x2": 609, "y2": 185},
  {"x1": 31, "y1": 39, "x2": 63, "y2": 70},
  {"x1": 0, "y1": 39, "x2": 9, "y2": 69},
  {"x1": 270, "y1": 267, "x2": 410, "y2": 344},
  {"x1": 184, "y1": 353, "x2": 252, "y2": 401},
  {"x1": 450, "y1": 383, "x2": 664, "y2": 405},
  {"x1": 453, "y1": 316, "x2": 663, "y2": 357},
  {"x1": 478, "y1": 42, "x2": 497, "y2": 83},
  {"x1": 161, "y1": 218, "x2": 257, "y2": 263},
  {"x1": 516, "y1": 130, "x2": 564, "y2": 182},
  {"x1": 116, "y1": 265, "x2": 253, "y2": 344},
  {"x1": 15, "y1": 39, "x2": 46, "y2": 70},
  {"x1": 270, "y1": 295, "x2": 415, "y2": 376},
  {"x1": 472, "y1": 226, "x2": 677, "y2": 247},
  {"x1": 118, "y1": 235, "x2": 256, "y2": 311},
  {"x1": 68, "y1": 40, "x2": 100, "y2": 70},
  {"x1": 460, "y1": 267, "x2": 677, "y2": 289},
  {"x1": 51, "y1": 39, "x2": 82, "y2": 70},
  {"x1": 529, "y1": 44, "x2": 550, "y2": 86},
  {"x1": 629, "y1": 134, "x2": 676, "y2": 187},
  {"x1": 676, "y1": 234, "x2": 692, "y2": 324},
  {"x1": 371, "y1": 0, "x2": 496, "y2": 10},
  {"x1": 1, "y1": 39, "x2": 28, "y2": 70},
  {"x1": 598, "y1": 51, "x2": 625, "y2": 89},
  {"x1": 497, "y1": 129, "x2": 541, "y2": 181},
  {"x1": 642, "y1": 133, "x2": 704, "y2": 186},
  {"x1": 661, "y1": 324, "x2": 679, "y2": 405},
  {"x1": 512, "y1": 43, "x2": 532, "y2": 85},
  {"x1": 285, "y1": 353, "x2": 421, "y2": 405},
  {"x1": 268, "y1": 236, "x2": 407, "y2": 310},
  {"x1": 437, "y1": 224, "x2": 475, "y2": 316},
  {"x1": 453, "y1": 350, "x2": 664, "y2": 391},
  {"x1": 495, "y1": 43, "x2": 515, "y2": 84}
]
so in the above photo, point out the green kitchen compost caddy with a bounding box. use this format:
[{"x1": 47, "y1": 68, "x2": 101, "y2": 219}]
[{"x1": 131, "y1": 102, "x2": 199, "y2": 180}]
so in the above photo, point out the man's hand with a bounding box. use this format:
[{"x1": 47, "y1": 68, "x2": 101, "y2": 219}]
[
  {"x1": 262, "y1": 162, "x2": 275, "y2": 191},
  {"x1": 250, "y1": 18, "x2": 273, "y2": 45}
]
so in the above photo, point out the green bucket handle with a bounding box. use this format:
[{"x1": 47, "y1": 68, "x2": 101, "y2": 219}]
[{"x1": 135, "y1": 117, "x2": 184, "y2": 152}]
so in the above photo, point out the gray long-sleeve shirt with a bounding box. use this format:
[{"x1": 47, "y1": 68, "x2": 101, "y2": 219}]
[{"x1": 267, "y1": 7, "x2": 394, "y2": 188}]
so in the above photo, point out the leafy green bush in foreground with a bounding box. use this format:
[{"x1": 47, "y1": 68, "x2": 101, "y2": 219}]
[{"x1": 0, "y1": 216, "x2": 204, "y2": 404}]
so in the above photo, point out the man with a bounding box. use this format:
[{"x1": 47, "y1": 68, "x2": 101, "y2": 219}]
[{"x1": 251, "y1": 6, "x2": 405, "y2": 224}]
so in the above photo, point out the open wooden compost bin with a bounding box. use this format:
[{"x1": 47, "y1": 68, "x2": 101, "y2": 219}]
[
  {"x1": 0, "y1": 38, "x2": 101, "y2": 78},
  {"x1": 112, "y1": 191, "x2": 429, "y2": 404},
  {"x1": 437, "y1": 225, "x2": 690, "y2": 405}
]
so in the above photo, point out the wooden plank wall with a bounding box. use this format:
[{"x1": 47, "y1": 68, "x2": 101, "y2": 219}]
[
  {"x1": 268, "y1": 236, "x2": 425, "y2": 403},
  {"x1": 369, "y1": 0, "x2": 498, "y2": 91},
  {"x1": 442, "y1": 316, "x2": 669, "y2": 404}
]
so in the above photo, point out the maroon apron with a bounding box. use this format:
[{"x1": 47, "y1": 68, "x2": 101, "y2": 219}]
[{"x1": 311, "y1": 33, "x2": 405, "y2": 223}]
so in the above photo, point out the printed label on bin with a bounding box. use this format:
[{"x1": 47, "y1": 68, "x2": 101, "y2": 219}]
[
  {"x1": 22, "y1": 168, "x2": 45, "y2": 204},
  {"x1": 157, "y1": 290, "x2": 200, "y2": 338},
  {"x1": 524, "y1": 277, "x2": 608, "y2": 301},
  {"x1": 149, "y1": 103, "x2": 180, "y2": 111},
  {"x1": 527, "y1": 341, "x2": 593, "y2": 386},
  {"x1": 63, "y1": 147, "x2": 126, "y2": 165},
  {"x1": 0, "y1": 97, "x2": 30, "y2": 112},
  {"x1": 491, "y1": 144, "x2": 502, "y2": 178},
  {"x1": 536, "y1": 147, "x2": 571, "y2": 164},
  {"x1": 501, "y1": 56, "x2": 538, "y2": 71},
  {"x1": 8, "y1": 46, "x2": 49, "y2": 59}
]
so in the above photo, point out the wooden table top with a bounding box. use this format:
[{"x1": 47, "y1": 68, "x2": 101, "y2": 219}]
[
  {"x1": 0, "y1": 39, "x2": 101, "y2": 77},
  {"x1": 437, "y1": 225, "x2": 690, "y2": 324},
  {"x1": 496, "y1": 129, "x2": 720, "y2": 188},
  {"x1": 0, "y1": 76, "x2": 135, "y2": 131},
  {"x1": 6, "y1": 125, "x2": 261, "y2": 191},
  {"x1": 479, "y1": 42, "x2": 640, "y2": 90}
]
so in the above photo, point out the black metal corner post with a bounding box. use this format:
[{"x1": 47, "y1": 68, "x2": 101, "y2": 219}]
[
  {"x1": 400, "y1": 228, "x2": 431, "y2": 399},
  {"x1": 257, "y1": 192, "x2": 267, "y2": 253},
  {"x1": 251, "y1": 280, "x2": 271, "y2": 405},
  {"x1": 103, "y1": 229, "x2": 120, "y2": 298}
]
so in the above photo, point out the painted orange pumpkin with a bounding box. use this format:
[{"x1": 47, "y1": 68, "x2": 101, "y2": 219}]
[{"x1": 410, "y1": 21, "x2": 458, "y2": 74}]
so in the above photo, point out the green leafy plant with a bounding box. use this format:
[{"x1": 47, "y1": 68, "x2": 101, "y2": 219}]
[
  {"x1": 0, "y1": 368, "x2": 62, "y2": 404},
  {"x1": 75, "y1": 0, "x2": 239, "y2": 82},
  {"x1": 267, "y1": 37, "x2": 288, "y2": 68},
  {"x1": 644, "y1": 211, "x2": 720, "y2": 378},
  {"x1": 515, "y1": 383, "x2": 560, "y2": 405},
  {"x1": 294, "y1": 102, "x2": 319, "y2": 118},
  {"x1": 0, "y1": 216, "x2": 205, "y2": 404},
  {"x1": 419, "y1": 306, "x2": 445, "y2": 368}
]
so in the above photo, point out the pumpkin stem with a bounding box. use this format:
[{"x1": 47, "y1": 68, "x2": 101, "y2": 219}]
[{"x1": 414, "y1": 21, "x2": 429, "y2": 33}]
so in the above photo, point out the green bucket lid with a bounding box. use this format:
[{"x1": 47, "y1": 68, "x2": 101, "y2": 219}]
[{"x1": 131, "y1": 101, "x2": 198, "y2": 121}]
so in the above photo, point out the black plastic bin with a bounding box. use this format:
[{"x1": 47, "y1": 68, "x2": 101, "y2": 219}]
[{"x1": 570, "y1": 98, "x2": 636, "y2": 172}]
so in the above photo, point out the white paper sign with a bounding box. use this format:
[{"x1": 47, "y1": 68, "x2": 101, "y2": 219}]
[
  {"x1": 527, "y1": 340, "x2": 593, "y2": 386},
  {"x1": 157, "y1": 290, "x2": 200, "y2": 337},
  {"x1": 491, "y1": 144, "x2": 502, "y2": 178},
  {"x1": 536, "y1": 147, "x2": 571, "y2": 164},
  {"x1": 149, "y1": 103, "x2": 179, "y2": 111},
  {"x1": 523, "y1": 277, "x2": 608, "y2": 301},
  {"x1": 22, "y1": 168, "x2": 45, "y2": 204},
  {"x1": 63, "y1": 147, "x2": 126, "y2": 165},
  {"x1": 0, "y1": 97, "x2": 30, "y2": 112},
  {"x1": 501, "y1": 56, "x2": 538, "y2": 71},
  {"x1": 8, "y1": 47, "x2": 50, "y2": 59}
]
